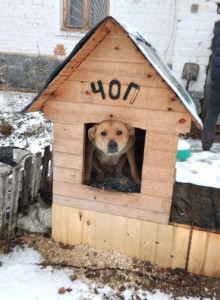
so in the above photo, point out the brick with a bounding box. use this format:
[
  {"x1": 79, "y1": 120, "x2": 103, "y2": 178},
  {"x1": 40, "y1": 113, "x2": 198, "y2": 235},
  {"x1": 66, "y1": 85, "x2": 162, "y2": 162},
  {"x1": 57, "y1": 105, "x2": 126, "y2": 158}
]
[{"x1": 0, "y1": 0, "x2": 218, "y2": 94}]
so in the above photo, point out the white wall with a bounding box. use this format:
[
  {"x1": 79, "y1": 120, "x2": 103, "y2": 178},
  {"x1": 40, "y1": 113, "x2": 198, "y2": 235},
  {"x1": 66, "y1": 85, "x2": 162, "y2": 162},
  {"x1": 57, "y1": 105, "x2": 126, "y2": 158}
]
[
  {"x1": 172, "y1": 0, "x2": 220, "y2": 91},
  {"x1": 0, "y1": 0, "x2": 220, "y2": 93}
]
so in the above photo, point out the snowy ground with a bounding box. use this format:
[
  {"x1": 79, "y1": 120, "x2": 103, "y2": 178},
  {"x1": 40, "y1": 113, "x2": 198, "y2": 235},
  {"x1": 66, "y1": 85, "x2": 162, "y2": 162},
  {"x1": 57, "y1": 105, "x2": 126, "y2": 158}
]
[
  {"x1": 176, "y1": 138, "x2": 220, "y2": 188},
  {"x1": 0, "y1": 246, "x2": 213, "y2": 300},
  {"x1": 0, "y1": 91, "x2": 219, "y2": 300},
  {"x1": 1, "y1": 91, "x2": 220, "y2": 188},
  {"x1": 0, "y1": 91, "x2": 52, "y2": 153}
]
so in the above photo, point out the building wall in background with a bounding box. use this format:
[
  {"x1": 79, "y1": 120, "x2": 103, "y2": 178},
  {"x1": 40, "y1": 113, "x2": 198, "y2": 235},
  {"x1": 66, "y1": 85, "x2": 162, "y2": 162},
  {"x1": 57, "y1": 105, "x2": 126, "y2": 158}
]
[{"x1": 0, "y1": 0, "x2": 219, "y2": 93}]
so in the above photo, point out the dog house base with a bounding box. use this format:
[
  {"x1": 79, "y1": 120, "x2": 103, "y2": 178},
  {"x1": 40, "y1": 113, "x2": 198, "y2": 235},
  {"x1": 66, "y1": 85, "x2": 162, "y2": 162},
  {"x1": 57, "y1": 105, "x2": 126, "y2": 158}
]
[
  {"x1": 52, "y1": 204, "x2": 220, "y2": 278},
  {"x1": 22, "y1": 16, "x2": 213, "y2": 278}
]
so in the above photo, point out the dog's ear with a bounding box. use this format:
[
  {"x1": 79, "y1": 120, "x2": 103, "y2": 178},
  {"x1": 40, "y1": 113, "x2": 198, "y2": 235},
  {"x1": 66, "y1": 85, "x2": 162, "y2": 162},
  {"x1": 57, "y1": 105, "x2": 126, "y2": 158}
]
[
  {"x1": 125, "y1": 124, "x2": 135, "y2": 136},
  {"x1": 88, "y1": 125, "x2": 98, "y2": 140}
]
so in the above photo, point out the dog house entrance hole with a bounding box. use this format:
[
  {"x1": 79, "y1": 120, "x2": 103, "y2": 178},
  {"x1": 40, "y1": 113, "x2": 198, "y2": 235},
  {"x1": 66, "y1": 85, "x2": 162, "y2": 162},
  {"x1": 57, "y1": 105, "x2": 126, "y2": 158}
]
[{"x1": 83, "y1": 123, "x2": 146, "y2": 193}]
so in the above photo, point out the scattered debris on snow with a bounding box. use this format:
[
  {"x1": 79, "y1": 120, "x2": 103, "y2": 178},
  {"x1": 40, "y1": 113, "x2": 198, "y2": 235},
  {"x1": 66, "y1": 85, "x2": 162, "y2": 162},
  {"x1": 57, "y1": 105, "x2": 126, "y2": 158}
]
[
  {"x1": 0, "y1": 235, "x2": 218, "y2": 300},
  {"x1": 0, "y1": 91, "x2": 220, "y2": 299},
  {"x1": 0, "y1": 91, "x2": 52, "y2": 153},
  {"x1": 1, "y1": 90, "x2": 220, "y2": 190},
  {"x1": 176, "y1": 138, "x2": 220, "y2": 188}
]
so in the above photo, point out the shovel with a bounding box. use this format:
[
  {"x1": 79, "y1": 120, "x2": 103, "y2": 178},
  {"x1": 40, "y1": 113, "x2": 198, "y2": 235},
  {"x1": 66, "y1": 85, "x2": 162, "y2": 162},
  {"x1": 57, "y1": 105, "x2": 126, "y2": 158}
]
[{"x1": 181, "y1": 62, "x2": 199, "y2": 91}]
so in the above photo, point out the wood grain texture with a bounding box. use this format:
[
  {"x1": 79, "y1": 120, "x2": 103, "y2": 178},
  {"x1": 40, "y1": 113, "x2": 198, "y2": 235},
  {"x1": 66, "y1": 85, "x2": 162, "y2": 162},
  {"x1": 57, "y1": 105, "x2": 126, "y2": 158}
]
[
  {"x1": 52, "y1": 206, "x2": 220, "y2": 278},
  {"x1": 95, "y1": 213, "x2": 113, "y2": 250},
  {"x1": 50, "y1": 81, "x2": 185, "y2": 113},
  {"x1": 188, "y1": 230, "x2": 220, "y2": 277},
  {"x1": 170, "y1": 226, "x2": 190, "y2": 269},
  {"x1": 105, "y1": 20, "x2": 128, "y2": 39},
  {"x1": 124, "y1": 217, "x2": 142, "y2": 257},
  {"x1": 53, "y1": 152, "x2": 83, "y2": 170},
  {"x1": 27, "y1": 94, "x2": 50, "y2": 112},
  {"x1": 154, "y1": 224, "x2": 174, "y2": 268},
  {"x1": 139, "y1": 221, "x2": 158, "y2": 262},
  {"x1": 66, "y1": 207, "x2": 82, "y2": 244},
  {"x1": 202, "y1": 232, "x2": 220, "y2": 277},
  {"x1": 143, "y1": 148, "x2": 177, "y2": 168},
  {"x1": 52, "y1": 204, "x2": 68, "y2": 244},
  {"x1": 27, "y1": 18, "x2": 112, "y2": 112},
  {"x1": 53, "y1": 195, "x2": 169, "y2": 224},
  {"x1": 141, "y1": 179, "x2": 174, "y2": 199},
  {"x1": 187, "y1": 230, "x2": 208, "y2": 275},
  {"x1": 53, "y1": 138, "x2": 84, "y2": 155},
  {"x1": 109, "y1": 214, "x2": 126, "y2": 253},
  {"x1": 53, "y1": 181, "x2": 171, "y2": 214},
  {"x1": 53, "y1": 122, "x2": 84, "y2": 140},
  {"x1": 81, "y1": 209, "x2": 97, "y2": 246},
  {"x1": 146, "y1": 132, "x2": 179, "y2": 151},
  {"x1": 67, "y1": 60, "x2": 167, "y2": 89},
  {"x1": 141, "y1": 165, "x2": 175, "y2": 183},
  {"x1": 53, "y1": 166, "x2": 82, "y2": 184},
  {"x1": 87, "y1": 38, "x2": 146, "y2": 63},
  {"x1": 44, "y1": 101, "x2": 191, "y2": 134}
]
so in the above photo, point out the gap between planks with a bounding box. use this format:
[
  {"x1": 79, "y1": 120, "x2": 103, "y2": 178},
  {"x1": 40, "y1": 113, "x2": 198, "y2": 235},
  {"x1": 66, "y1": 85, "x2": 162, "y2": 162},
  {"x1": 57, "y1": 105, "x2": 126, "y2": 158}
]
[{"x1": 52, "y1": 205, "x2": 190, "y2": 270}]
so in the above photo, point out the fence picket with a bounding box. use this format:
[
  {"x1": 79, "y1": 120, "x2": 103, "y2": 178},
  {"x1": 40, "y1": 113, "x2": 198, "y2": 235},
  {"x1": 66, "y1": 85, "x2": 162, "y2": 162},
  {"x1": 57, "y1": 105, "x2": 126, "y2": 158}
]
[
  {"x1": 8, "y1": 165, "x2": 22, "y2": 235},
  {"x1": 0, "y1": 175, "x2": 5, "y2": 231},
  {"x1": 40, "y1": 146, "x2": 51, "y2": 198},
  {"x1": 33, "y1": 152, "x2": 43, "y2": 199},
  {"x1": 20, "y1": 156, "x2": 33, "y2": 209},
  {"x1": 0, "y1": 174, "x2": 9, "y2": 238},
  {"x1": 0, "y1": 147, "x2": 52, "y2": 239}
]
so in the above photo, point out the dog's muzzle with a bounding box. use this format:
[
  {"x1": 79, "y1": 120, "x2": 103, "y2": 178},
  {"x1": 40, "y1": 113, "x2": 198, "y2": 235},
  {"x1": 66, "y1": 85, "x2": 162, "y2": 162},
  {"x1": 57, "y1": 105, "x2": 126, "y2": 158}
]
[{"x1": 107, "y1": 139, "x2": 118, "y2": 153}]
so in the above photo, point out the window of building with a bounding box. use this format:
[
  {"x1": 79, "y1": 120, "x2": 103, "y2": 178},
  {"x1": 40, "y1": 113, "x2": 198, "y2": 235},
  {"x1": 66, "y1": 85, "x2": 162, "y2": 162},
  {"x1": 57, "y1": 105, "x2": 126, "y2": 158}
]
[{"x1": 63, "y1": 0, "x2": 109, "y2": 30}]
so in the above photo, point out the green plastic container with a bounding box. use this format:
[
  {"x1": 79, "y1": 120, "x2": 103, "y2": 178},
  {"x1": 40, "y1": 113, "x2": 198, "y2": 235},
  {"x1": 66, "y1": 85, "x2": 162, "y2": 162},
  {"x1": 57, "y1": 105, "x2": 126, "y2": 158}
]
[{"x1": 176, "y1": 140, "x2": 191, "y2": 161}]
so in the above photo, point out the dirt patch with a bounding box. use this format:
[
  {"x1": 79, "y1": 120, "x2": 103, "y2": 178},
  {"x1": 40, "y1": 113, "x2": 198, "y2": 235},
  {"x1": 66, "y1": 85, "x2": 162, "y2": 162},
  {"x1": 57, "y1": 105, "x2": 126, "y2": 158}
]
[
  {"x1": 89, "y1": 176, "x2": 140, "y2": 193},
  {"x1": 0, "y1": 233, "x2": 219, "y2": 299}
]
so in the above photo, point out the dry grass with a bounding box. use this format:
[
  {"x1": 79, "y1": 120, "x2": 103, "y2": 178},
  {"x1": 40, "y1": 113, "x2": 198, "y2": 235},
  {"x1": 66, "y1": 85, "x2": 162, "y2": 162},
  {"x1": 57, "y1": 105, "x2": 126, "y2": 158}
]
[{"x1": 0, "y1": 117, "x2": 13, "y2": 136}]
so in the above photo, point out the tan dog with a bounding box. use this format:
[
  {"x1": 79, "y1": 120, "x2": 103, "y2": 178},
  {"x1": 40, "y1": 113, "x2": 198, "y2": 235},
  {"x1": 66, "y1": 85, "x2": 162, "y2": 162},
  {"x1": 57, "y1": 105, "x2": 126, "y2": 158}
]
[{"x1": 84, "y1": 120, "x2": 140, "y2": 185}]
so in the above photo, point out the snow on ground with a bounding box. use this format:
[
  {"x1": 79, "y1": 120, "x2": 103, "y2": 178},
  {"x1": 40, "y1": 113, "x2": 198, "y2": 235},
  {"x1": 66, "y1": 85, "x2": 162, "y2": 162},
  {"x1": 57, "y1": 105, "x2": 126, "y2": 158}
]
[
  {"x1": 0, "y1": 91, "x2": 52, "y2": 153},
  {"x1": 0, "y1": 91, "x2": 218, "y2": 300},
  {"x1": 0, "y1": 247, "x2": 207, "y2": 300},
  {"x1": 1, "y1": 91, "x2": 220, "y2": 188},
  {"x1": 176, "y1": 138, "x2": 220, "y2": 188}
]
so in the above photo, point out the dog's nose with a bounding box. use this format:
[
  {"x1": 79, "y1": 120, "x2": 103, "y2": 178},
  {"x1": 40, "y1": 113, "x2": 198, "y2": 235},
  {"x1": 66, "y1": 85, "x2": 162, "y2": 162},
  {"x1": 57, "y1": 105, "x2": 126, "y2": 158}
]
[{"x1": 107, "y1": 140, "x2": 118, "y2": 153}]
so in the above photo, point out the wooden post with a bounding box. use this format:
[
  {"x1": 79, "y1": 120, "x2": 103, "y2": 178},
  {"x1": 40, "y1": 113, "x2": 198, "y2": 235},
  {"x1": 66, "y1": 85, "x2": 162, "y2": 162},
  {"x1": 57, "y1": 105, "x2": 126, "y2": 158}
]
[
  {"x1": 32, "y1": 152, "x2": 42, "y2": 199},
  {"x1": 40, "y1": 145, "x2": 51, "y2": 200},
  {"x1": 20, "y1": 155, "x2": 33, "y2": 209},
  {"x1": 0, "y1": 171, "x2": 9, "y2": 238},
  {"x1": 8, "y1": 165, "x2": 22, "y2": 235}
]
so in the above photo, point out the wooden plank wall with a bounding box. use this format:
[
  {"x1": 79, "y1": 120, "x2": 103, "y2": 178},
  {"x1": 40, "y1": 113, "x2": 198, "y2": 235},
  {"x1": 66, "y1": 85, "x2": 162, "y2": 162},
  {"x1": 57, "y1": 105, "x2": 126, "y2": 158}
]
[
  {"x1": 45, "y1": 19, "x2": 220, "y2": 278},
  {"x1": 52, "y1": 121, "x2": 178, "y2": 224},
  {"x1": 52, "y1": 204, "x2": 220, "y2": 278},
  {"x1": 49, "y1": 18, "x2": 194, "y2": 234},
  {"x1": 49, "y1": 24, "x2": 192, "y2": 225},
  {"x1": 45, "y1": 23, "x2": 191, "y2": 134}
]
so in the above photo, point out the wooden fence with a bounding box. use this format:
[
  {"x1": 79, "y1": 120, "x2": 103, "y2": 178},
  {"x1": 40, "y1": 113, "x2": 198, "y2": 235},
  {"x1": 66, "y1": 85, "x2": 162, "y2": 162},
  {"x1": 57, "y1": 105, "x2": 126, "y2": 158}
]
[{"x1": 0, "y1": 146, "x2": 52, "y2": 238}]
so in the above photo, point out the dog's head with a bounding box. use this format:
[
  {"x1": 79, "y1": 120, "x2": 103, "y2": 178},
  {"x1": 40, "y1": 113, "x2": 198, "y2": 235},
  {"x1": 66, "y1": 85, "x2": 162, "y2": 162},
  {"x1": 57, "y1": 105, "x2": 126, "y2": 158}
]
[{"x1": 88, "y1": 120, "x2": 135, "y2": 155}]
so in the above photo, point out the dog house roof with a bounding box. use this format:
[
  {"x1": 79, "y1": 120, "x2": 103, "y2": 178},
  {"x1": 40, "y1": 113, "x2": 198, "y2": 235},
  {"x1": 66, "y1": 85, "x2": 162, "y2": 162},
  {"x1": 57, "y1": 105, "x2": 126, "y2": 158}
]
[{"x1": 22, "y1": 16, "x2": 202, "y2": 129}]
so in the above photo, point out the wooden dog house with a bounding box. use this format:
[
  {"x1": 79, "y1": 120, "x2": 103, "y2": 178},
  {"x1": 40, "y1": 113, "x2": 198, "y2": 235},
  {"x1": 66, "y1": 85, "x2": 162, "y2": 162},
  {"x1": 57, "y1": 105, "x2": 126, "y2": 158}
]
[{"x1": 23, "y1": 17, "x2": 220, "y2": 278}]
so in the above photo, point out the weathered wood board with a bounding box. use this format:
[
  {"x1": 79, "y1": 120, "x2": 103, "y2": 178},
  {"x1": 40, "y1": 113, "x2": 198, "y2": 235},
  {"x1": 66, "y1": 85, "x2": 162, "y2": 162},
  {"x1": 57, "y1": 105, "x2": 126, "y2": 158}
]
[
  {"x1": 52, "y1": 121, "x2": 179, "y2": 224},
  {"x1": 24, "y1": 16, "x2": 212, "y2": 280},
  {"x1": 52, "y1": 205, "x2": 220, "y2": 278},
  {"x1": 45, "y1": 102, "x2": 191, "y2": 134}
]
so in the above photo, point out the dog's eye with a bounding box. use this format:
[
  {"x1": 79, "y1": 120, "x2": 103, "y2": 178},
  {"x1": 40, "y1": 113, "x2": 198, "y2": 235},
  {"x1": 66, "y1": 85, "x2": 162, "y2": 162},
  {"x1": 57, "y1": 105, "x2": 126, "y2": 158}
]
[
  {"x1": 117, "y1": 130, "x2": 123, "y2": 135},
  {"x1": 101, "y1": 131, "x2": 107, "y2": 136}
]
